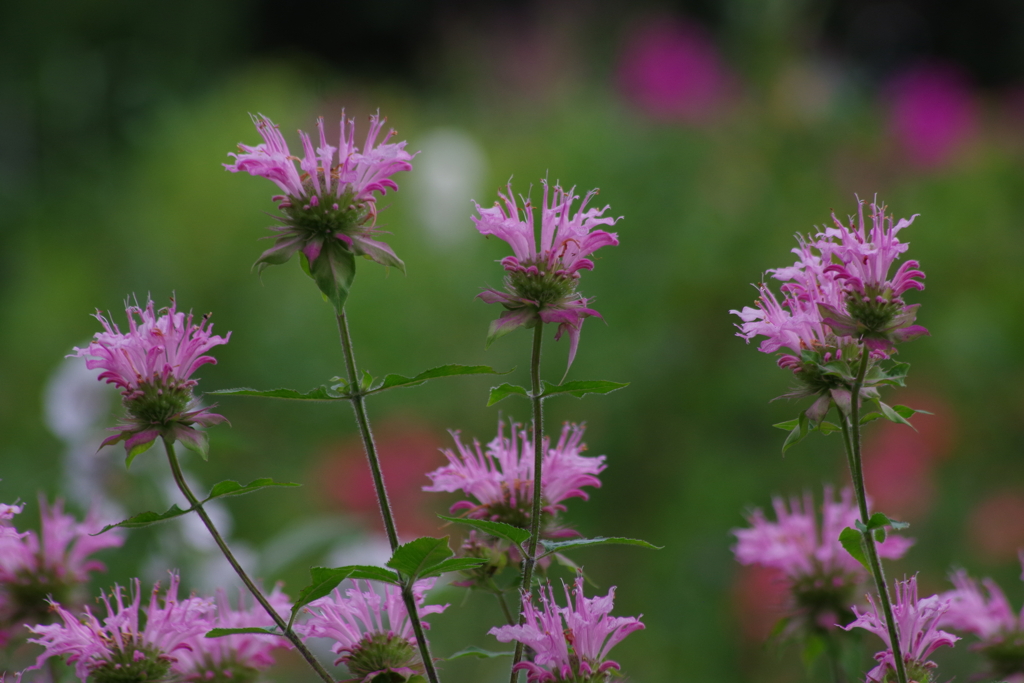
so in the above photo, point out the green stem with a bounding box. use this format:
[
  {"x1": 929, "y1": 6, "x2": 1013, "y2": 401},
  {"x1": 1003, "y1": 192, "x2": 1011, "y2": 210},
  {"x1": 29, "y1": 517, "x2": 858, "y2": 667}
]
[
  {"x1": 335, "y1": 309, "x2": 440, "y2": 683},
  {"x1": 490, "y1": 581, "x2": 515, "y2": 626},
  {"x1": 823, "y1": 629, "x2": 846, "y2": 683},
  {"x1": 162, "y1": 439, "x2": 335, "y2": 683},
  {"x1": 336, "y1": 309, "x2": 400, "y2": 550},
  {"x1": 510, "y1": 323, "x2": 545, "y2": 683},
  {"x1": 840, "y1": 350, "x2": 908, "y2": 683}
]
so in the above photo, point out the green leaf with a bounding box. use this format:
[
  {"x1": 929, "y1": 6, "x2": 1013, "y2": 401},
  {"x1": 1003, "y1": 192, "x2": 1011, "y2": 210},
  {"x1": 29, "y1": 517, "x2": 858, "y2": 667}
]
[
  {"x1": 538, "y1": 536, "x2": 662, "y2": 558},
  {"x1": 310, "y1": 241, "x2": 357, "y2": 314},
  {"x1": 781, "y1": 412, "x2": 811, "y2": 455},
  {"x1": 802, "y1": 633, "x2": 826, "y2": 670},
  {"x1": 289, "y1": 567, "x2": 355, "y2": 630},
  {"x1": 446, "y1": 647, "x2": 514, "y2": 660},
  {"x1": 205, "y1": 627, "x2": 281, "y2": 638},
  {"x1": 367, "y1": 365, "x2": 511, "y2": 396},
  {"x1": 874, "y1": 361, "x2": 910, "y2": 387},
  {"x1": 865, "y1": 512, "x2": 909, "y2": 531},
  {"x1": 437, "y1": 514, "x2": 530, "y2": 545},
  {"x1": 417, "y1": 557, "x2": 489, "y2": 578},
  {"x1": 878, "y1": 401, "x2": 914, "y2": 428},
  {"x1": 539, "y1": 380, "x2": 629, "y2": 399},
  {"x1": 204, "y1": 478, "x2": 299, "y2": 503},
  {"x1": 893, "y1": 404, "x2": 932, "y2": 418},
  {"x1": 839, "y1": 527, "x2": 868, "y2": 571},
  {"x1": 335, "y1": 565, "x2": 402, "y2": 584},
  {"x1": 818, "y1": 421, "x2": 842, "y2": 435},
  {"x1": 209, "y1": 386, "x2": 346, "y2": 401},
  {"x1": 773, "y1": 418, "x2": 800, "y2": 431},
  {"x1": 487, "y1": 383, "x2": 530, "y2": 406},
  {"x1": 94, "y1": 504, "x2": 192, "y2": 534},
  {"x1": 360, "y1": 370, "x2": 374, "y2": 392},
  {"x1": 860, "y1": 412, "x2": 883, "y2": 425},
  {"x1": 125, "y1": 438, "x2": 156, "y2": 469},
  {"x1": 387, "y1": 536, "x2": 454, "y2": 581}
]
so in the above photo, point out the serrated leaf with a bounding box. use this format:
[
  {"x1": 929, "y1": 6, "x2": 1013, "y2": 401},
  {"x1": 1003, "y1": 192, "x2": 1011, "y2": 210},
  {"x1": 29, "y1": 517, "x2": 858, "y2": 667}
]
[
  {"x1": 437, "y1": 514, "x2": 530, "y2": 545},
  {"x1": 93, "y1": 504, "x2": 193, "y2": 534},
  {"x1": 487, "y1": 383, "x2": 530, "y2": 406},
  {"x1": 839, "y1": 527, "x2": 868, "y2": 571},
  {"x1": 418, "y1": 557, "x2": 489, "y2": 578},
  {"x1": 538, "y1": 536, "x2": 661, "y2": 557},
  {"x1": 336, "y1": 565, "x2": 402, "y2": 584},
  {"x1": 204, "y1": 478, "x2": 299, "y2": 503},
  {"x1": 209, "y1": 386, "x2": 345, "y2": 401},
  {"x1": 387, "y1": 536, "x2": 454, "y2": 581},
  {"x1": 205, "y1": 627, "x2": 281, "y2": 638},
  {"x1": 367, "y1": 365, "x2": 510, "y2": 395},
  {"x1": 446, "y1": 647, "x2": 514, "y2": 660},
  {"x1": 539, "y1": 380, "x2": 629, "y2": 399},
  {"x1": 288, "y1": 567, "x2": 354, "y2": 629}
]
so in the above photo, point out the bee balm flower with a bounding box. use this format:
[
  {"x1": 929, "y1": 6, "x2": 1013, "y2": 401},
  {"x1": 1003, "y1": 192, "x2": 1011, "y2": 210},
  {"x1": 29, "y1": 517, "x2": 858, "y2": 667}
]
[
  {"x1": 225, "y1": 113, "x2": 414, "y2": 311},
  {"x1": 489, "y1": 574, "x2": 644, "y2": 682},
  {"x1": 473, "y1": 180, "x2": 619, "y2": 371},
  {"x1": 71, "y1": 297, "x2": 230, "y2": 463}
]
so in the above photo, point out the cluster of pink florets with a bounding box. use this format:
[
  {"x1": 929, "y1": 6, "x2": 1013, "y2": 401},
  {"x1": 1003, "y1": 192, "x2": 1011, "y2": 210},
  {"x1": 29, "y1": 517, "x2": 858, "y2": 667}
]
[
  {"x1": 473, "y1": 180, "x2": 620, "y2": 370},
  {"x1": 489, "y1": 574, "x2": 644, "y2": 683},
  {"x1": 731, "y1": 197, "x2": 927, "y2": 373},
  {"x1": 423, "y1": 420, "x2": 605, "y2": 528},
  {"x1": 0, "y1": 499, "x2": 123, "y2": 647}
]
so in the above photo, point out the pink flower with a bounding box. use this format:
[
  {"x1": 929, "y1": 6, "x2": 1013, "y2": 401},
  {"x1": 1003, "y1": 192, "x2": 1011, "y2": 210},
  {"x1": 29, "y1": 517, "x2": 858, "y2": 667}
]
[
  {"x1": 423, "y1": 420, "x2": 605, "y2": 531},
  {"x1": 815, "y1": 198, "x2": 928, "y2": 352},
  {"x1": 26, "y1": 573, "x2": 214, "y2": 683},
  {"x1": 732, "y1": 487, "x2": 912, "y2": 630},
  {"x1": 731, "y1": 196, "x2": 926, "y2": 410},
  {"x1": 843, "y1": 576, "x2": 958, "y2": 683},
  {"x1": 225, "y1": 113, "x2": 414, "y2": 310},
  {"x1": 473, "y1": 180, "x2": 619, "y2": 372},
  {"x1": 71, "y1": 297, "x2": 230, "y2": 461},
  {"x1": 0, "y1": 498, "x2": 123, "y2": 640},
  {"x1": 174, "y1": 586, "x2": 292, "y2": 681},
  {"x1": 489, "y1": 574, "x2": 644, "y2": 682},
  {"x1": 615, "y1": 16, "x2": 732, "y2": 123},
  {"x1": 295, "y1": 579, "x2": 446, "y2": 683},
  {"x1": 937, "y1": 554, "x2": 1024, "y2": 679},
  {"x1": 886, "y1": 63, "x2": 977, "y2": 168}
]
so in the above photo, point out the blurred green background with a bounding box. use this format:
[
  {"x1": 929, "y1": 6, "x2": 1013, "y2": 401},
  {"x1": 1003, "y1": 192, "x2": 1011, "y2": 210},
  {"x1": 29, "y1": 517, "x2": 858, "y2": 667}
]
[{"x1": 4, "y1": 1, "x2": 1024, "y2": 681}]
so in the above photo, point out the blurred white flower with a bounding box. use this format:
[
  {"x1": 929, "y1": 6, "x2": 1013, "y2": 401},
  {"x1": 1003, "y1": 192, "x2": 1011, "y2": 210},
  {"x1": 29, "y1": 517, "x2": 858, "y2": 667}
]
[{"x1": 408, "y1": 128, "x2": 488, "y2": 246}]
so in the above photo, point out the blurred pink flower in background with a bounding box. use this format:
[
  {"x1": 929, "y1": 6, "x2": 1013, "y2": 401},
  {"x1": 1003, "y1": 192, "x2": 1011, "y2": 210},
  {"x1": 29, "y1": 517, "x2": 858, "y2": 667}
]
[
  {"x1": 969, "y1": 492, "x2": 1024, "y2": 563},
  {"x1": 616, "y1": 16, "x2": 732, "y2": 123},
  {"x1": 885, "y1": 63, "x2": 977, "y2": 168},
  {"x1": 316, "y1": 417, "x2": 443, "y2": 538},
  {"x1": 730, "y1": 564, "x2": 788, "y2": 642},
  {"x1": 861, "y1": 393, "x2": 956, "y2": 520}
]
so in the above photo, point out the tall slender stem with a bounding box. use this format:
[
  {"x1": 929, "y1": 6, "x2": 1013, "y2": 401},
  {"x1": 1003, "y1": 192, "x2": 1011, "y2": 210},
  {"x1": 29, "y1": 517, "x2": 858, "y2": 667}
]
[
  {"x1": 839, "y1": 350, "x2": 908, "y2": 683},
  {"x1": 334, "y1": 309, "x2": 440, "y2": 683},
  {"x1": 510, "y1": 323, "x2": 545, "y2": 683},
  {"x1": 162, "y1": 439, "x2": 336, "y2": 683},
  {"x1": 336, "y1": 309, "x2": 400, "y2": 549}
]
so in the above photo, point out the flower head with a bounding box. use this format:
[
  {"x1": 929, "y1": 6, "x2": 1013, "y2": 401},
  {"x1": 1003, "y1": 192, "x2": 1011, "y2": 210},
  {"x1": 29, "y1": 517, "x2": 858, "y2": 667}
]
[
  {"x1": 474, "y1": 180, "x2": 619, "y2": 372},
  {"x1": 732, "y1": 487, "x2": 912, "y2": 631},
  {"x1": 174, "y1": 586, "x2": 292, "y2": 683},
  {"x1": 843, "y1": 576, "x2": 958, "y2": 683},
  {"x1": 0, "y1": 498, "x2": 123, "y2": 640},
  {"x1": 731, "y1": 197, "x2": 926, "y2": 413},
  {"x1": 423, "y1": 420, "x2": 605, "y2": 531},
  {"x1": 225, "y1": 113, "x2": 414, "y2": 311},
  {"x1": 26, "y1": 573, "x2": 214, "y2": 683},
  {"x1": 295, "y1": 579, "x2": 446, "y2": 683},
  {"x1": 489, "y1": 574, "x2": 644, "y2": 682},
  {"x1": 71, "y1": 297, "x2": 230, "y2": 463},
  {"x1": 937, "y1": 553, "x2": 1024, "y2": 679}
]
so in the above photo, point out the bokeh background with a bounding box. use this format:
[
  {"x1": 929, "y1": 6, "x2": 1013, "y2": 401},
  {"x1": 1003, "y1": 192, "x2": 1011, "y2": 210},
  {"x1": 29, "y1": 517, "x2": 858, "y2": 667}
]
[{"x1": 3, "y1": 1, "x2": 1024, "y2": 681}]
